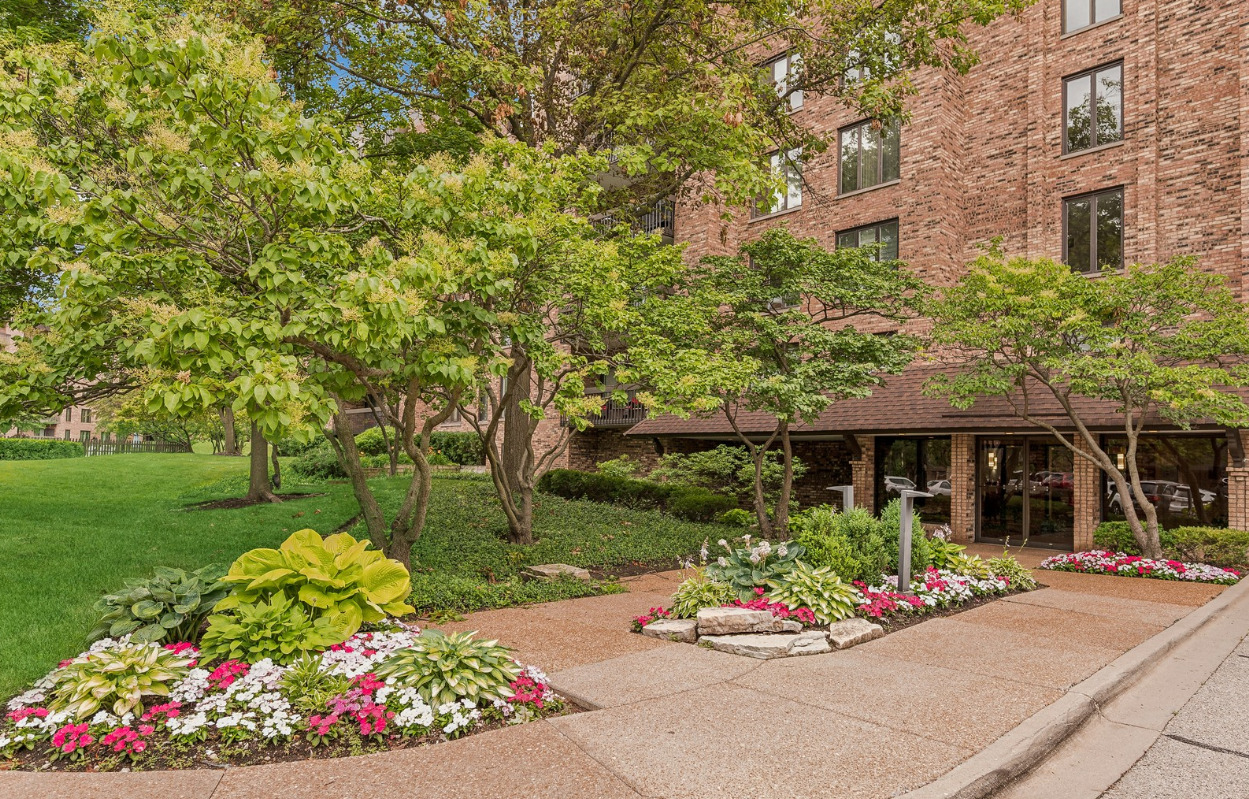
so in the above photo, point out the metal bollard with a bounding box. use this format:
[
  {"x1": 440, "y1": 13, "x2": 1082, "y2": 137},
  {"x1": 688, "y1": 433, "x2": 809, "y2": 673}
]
[{"x1": 898, "y1": 489, "x2": 933, "y2": 596}]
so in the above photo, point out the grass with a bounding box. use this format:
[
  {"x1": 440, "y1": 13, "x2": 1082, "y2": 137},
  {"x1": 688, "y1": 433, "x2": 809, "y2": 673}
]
[{"x1": 0, "y1": 454, "x2": 722, "y2": 697}]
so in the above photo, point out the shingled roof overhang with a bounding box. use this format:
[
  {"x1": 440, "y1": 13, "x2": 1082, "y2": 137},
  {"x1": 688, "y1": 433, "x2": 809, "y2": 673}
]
[{"x1": 624, "y1": 365, "x2": 1239, "y2": 439}]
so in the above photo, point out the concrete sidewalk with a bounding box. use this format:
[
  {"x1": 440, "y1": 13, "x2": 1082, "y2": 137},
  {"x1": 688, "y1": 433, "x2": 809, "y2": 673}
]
[{"x1": 0, "y1": 546, "x2": 1233, "y2": 799}]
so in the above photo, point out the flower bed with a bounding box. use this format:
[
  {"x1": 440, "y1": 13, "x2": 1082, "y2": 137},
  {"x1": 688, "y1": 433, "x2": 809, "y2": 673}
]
[
  {"x1": 1039, "y1": 550, "x2": 1242, "y2": 585},
  {"x1": 1, "y1": 625, "x2": 562, "y2": 771}
]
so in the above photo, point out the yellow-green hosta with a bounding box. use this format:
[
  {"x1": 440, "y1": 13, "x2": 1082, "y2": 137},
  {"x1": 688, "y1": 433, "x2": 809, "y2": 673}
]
[
  {"x1": 50, "y1": 643, "x2": 193, "y2": 721},
  {"x1": 375, "y1": 630, "x2": 521, "y2": 707},
  {"x1": 215, "y1": 530, "x2": 415, "y2": 640}
]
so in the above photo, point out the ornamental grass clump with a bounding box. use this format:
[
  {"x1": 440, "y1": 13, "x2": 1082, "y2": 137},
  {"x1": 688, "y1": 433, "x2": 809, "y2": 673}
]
[
  {"x1": 50, "y1": 642, "x2": 193, "y2": 720},
  {"x1": 764, "y1": 561, "x2": 859, "y2": 624},
  {"x1": 89, "y1": 565, "x2": 231, "y2": 644},
  {"x1": 374, "y1": 630, "x2": 522, "y2": 706},
  {"x1": 215, "y1": 529, "x2": 415, "y2": 640},
  {"x1": 670, "y1": 570, "x2": 737, "y2": 619},
  {"x1": 705, "y1": 535, "x2": 804, "y2": 601}
]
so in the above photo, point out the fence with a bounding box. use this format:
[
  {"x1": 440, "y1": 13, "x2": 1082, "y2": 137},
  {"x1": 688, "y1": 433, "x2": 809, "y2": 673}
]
[{"x1": 84, "y1": 440, "x2": 193, "y2": 456}]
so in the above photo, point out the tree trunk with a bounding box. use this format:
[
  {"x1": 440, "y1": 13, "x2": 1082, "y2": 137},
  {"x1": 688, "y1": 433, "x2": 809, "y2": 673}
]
[
  {"x1": 750, "y1": 443, "x2": 774, "y2": 538},
  {"x1": 773, "y1": 424, "x2": 795, "y2": 535},
  {"x1": 500, "y1": 356, "x2": 532, "y2": 496},
  {"x1": 220, "y1": 407, "x2": 239, "y2": 455},
  {"x1": 246, "y1": 421, "x2": 279, "y2": 503},
  {"x1": 328, "y1": 408, "x2": 389, "y2": 553},
  {"x1": 270, "y1": 445, "x2": 282, "y2": 491}
]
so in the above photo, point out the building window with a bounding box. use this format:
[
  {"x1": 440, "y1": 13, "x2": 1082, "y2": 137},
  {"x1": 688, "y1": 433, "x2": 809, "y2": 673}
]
[
  {"x1": 1101, "y1": 434, "x2": 1228, "y2": 529},
  {"x1": 1064, "y1": 62, "x2": 1122, "y2": 153},
  {"x1": 79, "y1": 430, "x2": 89, "y2": 442},
  {"x1": 1064, "y1": 187, "x2": 1123, "y2": 273},
  {"x1": 874, "y1": 436, "x2": 951, "y2": 524},
  {"x1": 837, "y1": 220, "x2": 899, "y2": 261},
  {"x1": 64, "y1": 407, "x2": 73, "y2": 422},
  {"x1": 764, "y1": 53, "x2": 803, "y2": 112},
  {"x1": 839, "y1": 120, "x2": 900, "y2": 194},
  {"x1": 1063, "y1": 0, "x2": 1120, "y2": 34},
  {"x1": 441, "y1": 405, "x2": 461, "y2": 426},
  {"x1": 755, "y1": 149, "x2": 802, "y2": 216},
  {"x1": 63, "y1": 429, "x2": 71, "y2": 440},
  {"x1": 80, "y1": 408, "x2": 92, "y2": 424}
]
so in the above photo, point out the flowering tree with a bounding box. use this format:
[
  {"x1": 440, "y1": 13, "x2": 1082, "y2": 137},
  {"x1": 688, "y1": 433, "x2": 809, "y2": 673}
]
[
  {"x1": 927, "y1": 251, "x2": 1249, "y2": 558},
  {"x1": 627, "y1": 228, "x2": 924, "y2": 536}
]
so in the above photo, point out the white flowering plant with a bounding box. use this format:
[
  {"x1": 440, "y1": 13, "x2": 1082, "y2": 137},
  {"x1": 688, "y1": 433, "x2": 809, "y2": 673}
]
[{"x1": 1, "y1": 623, "x2": 562, "y2": 770}]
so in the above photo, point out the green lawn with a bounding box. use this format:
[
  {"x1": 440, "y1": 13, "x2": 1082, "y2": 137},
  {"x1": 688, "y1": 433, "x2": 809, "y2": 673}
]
[{"x1": 0, "y1": 454, "x2": 718, "y2": 696}]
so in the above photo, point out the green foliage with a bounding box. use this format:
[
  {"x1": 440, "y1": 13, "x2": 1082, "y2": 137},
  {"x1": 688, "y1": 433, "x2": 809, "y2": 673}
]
[
  {"x1": 408, "y1": 574, "x2": 622, "y2": 615},
  {"x1": 928, "y1": 251, "x2": 1249, "y2": 558},
  {"x1": 670, "y1": 570, "x2": 737, "y2": 619},
  {"x1": 1097, "y1": 522, "x2": 1249, "y2": 571},
  {"x1": 649, "y1": 445, "x2": 806, "y2": 502},
  {"x1": 791, "y1": 505, "x2": 890, "y2": 584},
  {"x1": 200, "y1": 592, "x2": 346, "y2": 665},
  {"x1": 927, "y1": 531, "x2": 968, "y2": 570},
  {"x1": 765, "y1": 561, "x2": 859, "y2": 624},
  {"x1": 288, "y1": 442, "x2": 347, "y2": 480},
  {"x1": 985, "y1": 556, "x2": 1038, "y2": 590},
  {"x1": 374, "y1": 630, "x2": 521, "y2": 706},
  {"x1": 0, "y1": 438, "x2": 83, "y2": 460},
  {"x1": 353, "y1": 427, "x2": 391, "y2": 456},
  {"x1": 430, "y1": 432, "x2": 486, "y2": 466},
  {"x1": 665, "y1": 486, "x2": 738, "y2": 522},
  {"x1": 705, "y1": 537, "x2": 805, "y2": 601},
  {"x1": 596, "y1": 454, "x2": 641, "y2": 479},
  {"x1": 878, "y1": 500, "x2": 934, "y2": 576},
  {"x1": 216, "y1": 529, "x2": 415, "y2": 640},
  {"x1": 948, "y1": 553, "x2": 993, "y2": 579},
  {"x1": 279, "y1": 654, "x2": 352, "y2": 713},
  {"x1": 50, "y1": 642, "x2": 192, "y2": 720},
  {"x1": 89, "y1": 565, "x2": 231, "y2": 644},
  {"x1": 718, "y1": 508, "x2": 755, "y2": 527}
]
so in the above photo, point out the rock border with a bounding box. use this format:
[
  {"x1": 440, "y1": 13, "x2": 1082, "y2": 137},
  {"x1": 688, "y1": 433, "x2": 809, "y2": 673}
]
[{"x1": 898, "y1": 575, "x2": 1249, "y2": 799}]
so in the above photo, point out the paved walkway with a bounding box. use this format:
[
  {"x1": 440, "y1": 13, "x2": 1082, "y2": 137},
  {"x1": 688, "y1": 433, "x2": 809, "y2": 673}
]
[{"x1": 0, "y1": 546, "x2": 1231, "y2": 799}]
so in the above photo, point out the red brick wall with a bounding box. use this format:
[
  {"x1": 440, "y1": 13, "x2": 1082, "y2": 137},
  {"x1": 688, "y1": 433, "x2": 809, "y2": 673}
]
[{"x1": 949, "y1": 434, "x2": 977, "y2": 544}]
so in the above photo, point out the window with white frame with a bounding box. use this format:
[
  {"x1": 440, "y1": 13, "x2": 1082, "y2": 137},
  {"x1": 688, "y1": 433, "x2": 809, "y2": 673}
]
[
  {"x1": 764, "y1": 53, "x2": 803, "y2": 112},
  {"x1": 756, "y1": 148, "x2": 802, "y2": 216}
]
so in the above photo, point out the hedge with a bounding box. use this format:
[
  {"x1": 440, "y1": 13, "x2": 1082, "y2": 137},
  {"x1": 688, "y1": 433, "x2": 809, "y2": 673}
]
[
  {"x1": 1093, "y1": 521, "x2": 1249, "y2": 571},
  {"x1": 0, "y1": 439, "x2": 85, "y2": 460},
  {"x1": 354, "y1": 428, "x2": 485, "y2": 465},
  {"x1": 536, "y1": 469, "x2": 736, "y2": 522}
]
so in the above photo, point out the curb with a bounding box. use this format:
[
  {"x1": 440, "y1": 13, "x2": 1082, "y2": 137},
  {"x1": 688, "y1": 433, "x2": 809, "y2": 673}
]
[{"x1": 898, "y1": 575, "x2": 1249, "y2": 799}]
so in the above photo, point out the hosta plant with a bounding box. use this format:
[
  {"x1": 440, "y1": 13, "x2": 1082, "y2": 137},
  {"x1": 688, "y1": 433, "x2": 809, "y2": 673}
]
[
  {"x1": 375, "y1": 630, "x2": 522, "y2": 706},
  {"x1": 50, "y1": 642, "x2": 193, "y2": 720},
  {"x1": 215, "y1": 529, "x2": 415, "y2": 640},
  {"x1": 765, "y1": 561, "x2": 859, "y2": 624},
  {"x1": 89, "y1": 565, "x2": 231, "y2": 644},
  {"x1": 948, "y1": 552, "x2": 994, "y2": 580},
  {"x1": 986, "y1": 556, "x2": 1038, "y2": 590},
  {"x1": 279, "y1": 654, "x2": 352, "y2": 713},
  {"x1": 705, "y1": 536, "x2": 805, "y2": 601},
  {"x1": 926, "y1": 528, "x2": 967, "y2": 570},
  {"x1": 200, "y1": 592, "x2": 347, "y2": 666},
  {"x1": 670, "y1": 569, "x2": 737, "y2": 619}
]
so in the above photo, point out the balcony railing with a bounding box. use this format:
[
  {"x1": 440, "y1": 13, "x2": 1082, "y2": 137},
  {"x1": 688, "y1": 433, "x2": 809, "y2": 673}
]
[
  {"x1": 592, "y1": 199, "x2": 674, "y2": 243},
  {"x1": 581, "y1": 395, "x2": 648, "y2": 428}
]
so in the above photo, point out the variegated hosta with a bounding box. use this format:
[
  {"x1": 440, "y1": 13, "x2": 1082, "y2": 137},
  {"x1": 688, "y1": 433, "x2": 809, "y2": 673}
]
[
  {"x1": 375, "y1": 631, "x2": 521, "y2": 707},
  {"x1": 764, "y1": 561, "x2": 859, "y2": 624},
  {"x1": 215, "y1": 530, "x2": 415, "y2": 640},
  {"x1": 49, "y1": 643, "x2": 193, "y2": 720}
]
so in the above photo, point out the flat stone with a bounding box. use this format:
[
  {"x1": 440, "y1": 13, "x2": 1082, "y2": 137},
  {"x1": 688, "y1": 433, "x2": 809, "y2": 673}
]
[
  {"x1": 779, "y1": 619, "x2": 803, "y2": 633},
  {"x1": 828, "y1": 617, "x2": 885, "y2": 649},
  {"x1": 522, "y1": 563, "x2": 591, "y2": 582},
  {"x1": 641, "y1": 618, "x2": 698, "y2": 643},
  {"x1": 696, "y1": 606, "x2": 787, "y2": 635},
  {"x1": 700, "y1": 630, "x2": 831, "y2": 659}
]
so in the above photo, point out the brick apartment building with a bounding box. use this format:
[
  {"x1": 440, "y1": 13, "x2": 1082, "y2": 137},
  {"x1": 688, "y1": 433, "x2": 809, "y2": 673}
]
[
  {"x1": 368, "y1": 0, "x2": 1249, "y2": 551},
  {"x1": 0, "y1": 325, "x2": 101, "y2": 442}
]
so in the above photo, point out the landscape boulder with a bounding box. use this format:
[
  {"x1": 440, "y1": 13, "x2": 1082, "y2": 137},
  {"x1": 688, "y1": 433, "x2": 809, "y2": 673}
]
[
  {"x1": 641, "y1": 618, "x2": 699, "y2": 643},
  {"x1": 827, "y1": 618, "x2": 885, "y2": 650},
  {"x1": 696, "y1": 607, "x2": 793, "y2": 635},
  {"x1": 700, "y1": 630, "x2": 831, "y2": 659},
  {"x1": 523, "y1": 563, "x2": 592, "y2": 582}
]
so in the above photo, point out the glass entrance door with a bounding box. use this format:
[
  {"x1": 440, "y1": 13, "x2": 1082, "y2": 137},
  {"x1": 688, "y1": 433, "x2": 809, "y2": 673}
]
[{"x1": 977, "y1": 437, "x2": 1075, "y2": 549}]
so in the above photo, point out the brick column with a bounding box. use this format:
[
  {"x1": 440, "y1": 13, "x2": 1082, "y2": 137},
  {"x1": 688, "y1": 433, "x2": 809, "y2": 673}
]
[
  {"x1": 1071, "y1": 437, "x2": 1101, "y2": 551},
  {"x1": 849, "y1": 435, "x2": 876, "y2": 514},
  {"x1": 949, "y1": 434, "x2": 977, "y2": 544},
  {"x1": 1227, "y1": 431, "x2": 1249, "y2": 531}
]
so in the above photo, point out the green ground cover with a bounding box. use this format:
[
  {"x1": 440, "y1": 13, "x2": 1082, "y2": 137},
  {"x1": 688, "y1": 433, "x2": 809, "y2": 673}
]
[{"x1": 0, "y1": 454, "x2": 718, "y2": 696}]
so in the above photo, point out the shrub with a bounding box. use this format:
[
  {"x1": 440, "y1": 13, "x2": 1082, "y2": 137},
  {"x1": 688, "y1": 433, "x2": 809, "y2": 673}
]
[
  {"x1": 273, "y1": 436, "x2": 326, "y2": 458},
  {"x1": 791, "y1": 505, "x2": 889, "y2": 584},
  {"x1": 89, "y1": 565, "x2": 231, "y2": 644},
  {"x1": 353, "y1": 427, "x2": 391, "y2": 456},
  {"x1": 665, "y1": 486, "x2": 737, "y2": 522},
  {"x1": 430, "y1": 432, "x2": 485, "y2": 466},
  {"x1": 765, "y1": 561, "x2": 859, "y2": 624},
  {"x1": 0, "y1": 438, "x2": 84, "y2": 460},
  {"x1": 986, "y1": 556, "x2": 1038, "y2": 590},
  {"x1": 200, "y1": 592, "x2": 346, "y2": 665},
  {"x1": 215, "y1": 529, "x2": 415, "y2": 639},
  {"x1": 718, "y1": 508, "x2": 754, "y2": 527},
  {"x1": 50, "y1": 642, "x2": 192, "y2": 720},
  {"x1": 878, "y1": 500, "x2": 933, "y2": 576},
  {"x1": 538, "y1": 468, "x2": 670, "y2": 508},
  {"x1": 596, "y1": 454, "x2": 641, "y2": 479},
  {"x1": 705, "y1": 536, "x2": 805, "y2": 601},
  {"x1": 648, "y1": 444, "x2": 806, "y2": 502},
  {"x1": 670, "y1": 570, "x2": 737, "y2": 618},
  {"x1": 374, "y1": 630, "x2": 521, "y2": 706},
  {"x1": 1168, "y1": 527, "x2": 1249, "y2": 571},
  {"x1": 287, "y1": 442, "x2": 345, "y2": 480},
  {"x1": 1093, "y1": 521, "x2": 1147, "y2": 554}
]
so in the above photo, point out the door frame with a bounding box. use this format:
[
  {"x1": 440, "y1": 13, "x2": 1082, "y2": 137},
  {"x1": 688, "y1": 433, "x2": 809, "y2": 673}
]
[{"x1": 974, "y1": 435, "x2": 1075, "y2": 550}]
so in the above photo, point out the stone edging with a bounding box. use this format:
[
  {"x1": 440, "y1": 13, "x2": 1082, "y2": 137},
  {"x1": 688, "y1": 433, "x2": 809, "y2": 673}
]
[{"x1": 898, "y1": 576, "x2": 1249, "y2": 799}]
